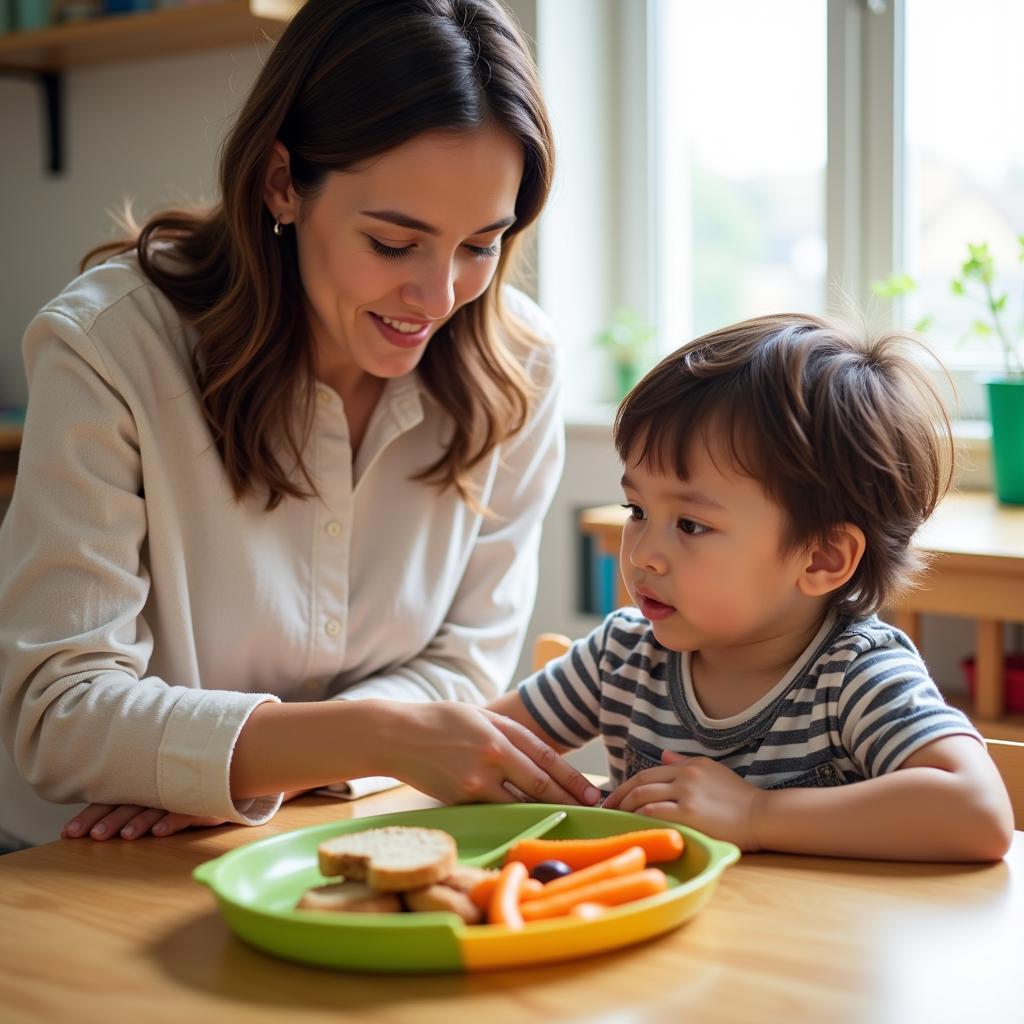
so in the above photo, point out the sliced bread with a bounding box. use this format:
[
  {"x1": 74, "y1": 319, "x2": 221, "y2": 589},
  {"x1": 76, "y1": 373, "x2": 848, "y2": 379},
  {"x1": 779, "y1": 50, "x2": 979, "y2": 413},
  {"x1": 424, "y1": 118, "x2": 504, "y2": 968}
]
[
  {"x1": 317, "y1": 825, "x2": 458, "y2": 891},
  {"x1": 296, "y1": 880, "x2": 403, "y2": 913},
  {"x1": 403, "y1": 883, "x2": 483, "y2": 924}
]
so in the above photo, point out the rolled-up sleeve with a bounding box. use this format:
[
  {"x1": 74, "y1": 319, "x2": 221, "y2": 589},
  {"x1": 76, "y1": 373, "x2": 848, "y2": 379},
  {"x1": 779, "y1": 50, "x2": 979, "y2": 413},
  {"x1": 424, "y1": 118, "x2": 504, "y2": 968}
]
[{"x1": 0, "y1": 310, "x2": 280, "y2": 825}]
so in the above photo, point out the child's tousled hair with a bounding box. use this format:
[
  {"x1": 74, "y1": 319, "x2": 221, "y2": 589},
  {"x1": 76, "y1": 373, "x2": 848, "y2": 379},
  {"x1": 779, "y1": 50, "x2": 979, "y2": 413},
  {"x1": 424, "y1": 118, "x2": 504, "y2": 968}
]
[{"x1": 613, "y1": 313, "x2": 955, "y2": 617}]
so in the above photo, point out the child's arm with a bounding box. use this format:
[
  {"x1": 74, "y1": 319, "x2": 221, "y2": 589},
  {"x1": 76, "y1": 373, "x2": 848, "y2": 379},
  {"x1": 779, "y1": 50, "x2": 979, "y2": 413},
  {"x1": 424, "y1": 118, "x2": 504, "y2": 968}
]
[
  {"x1": 604, "y1": 735, "x2": 1013, "y2": 861},
  {"x1": 487, "y1": 690, "x2": 573, "y2": 754},
  {"x1": 751, "y1": 734, "x2": 1012, "y2": 860}
]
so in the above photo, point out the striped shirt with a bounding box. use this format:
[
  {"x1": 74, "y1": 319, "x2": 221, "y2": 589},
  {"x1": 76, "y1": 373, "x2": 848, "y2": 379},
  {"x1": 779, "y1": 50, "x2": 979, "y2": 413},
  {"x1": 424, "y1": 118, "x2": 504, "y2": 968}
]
[{"x1": 518, "y1": 609, "x2": 979, "y2": 790}]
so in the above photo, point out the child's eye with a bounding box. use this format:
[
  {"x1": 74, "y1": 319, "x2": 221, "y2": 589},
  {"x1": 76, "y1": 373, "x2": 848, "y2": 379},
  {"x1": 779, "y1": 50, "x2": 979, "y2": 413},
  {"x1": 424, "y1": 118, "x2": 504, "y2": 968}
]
[
  {"x1": 620, "y1": 502, "x2": 645, "y2": 521},
  {"x1": 368, "y1": 237, "x2": 413, "y2": 260},
  {"x1": 678, "y1": 518, "x2": 708, "y2": 536}
]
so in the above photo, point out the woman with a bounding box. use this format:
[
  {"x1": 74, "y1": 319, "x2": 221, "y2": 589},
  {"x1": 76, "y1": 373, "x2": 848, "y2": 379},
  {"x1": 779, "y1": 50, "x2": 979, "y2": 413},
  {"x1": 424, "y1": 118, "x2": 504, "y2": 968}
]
[{"x1": 0, "y1": 0, "x2": 599, "y2": 850}]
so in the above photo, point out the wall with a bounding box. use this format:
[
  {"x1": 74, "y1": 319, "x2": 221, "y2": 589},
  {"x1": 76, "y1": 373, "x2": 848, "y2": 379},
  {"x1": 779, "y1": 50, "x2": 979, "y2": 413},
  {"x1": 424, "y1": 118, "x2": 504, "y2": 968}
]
[{"x1": 0, "y1": 44, "x2": 265, "y2": 407}]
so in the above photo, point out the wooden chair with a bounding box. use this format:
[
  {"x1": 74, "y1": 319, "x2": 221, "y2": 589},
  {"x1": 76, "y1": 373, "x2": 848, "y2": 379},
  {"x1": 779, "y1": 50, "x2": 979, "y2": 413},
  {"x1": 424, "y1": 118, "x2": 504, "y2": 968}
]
[
  {"x1": 987, "y1": 739, "x2": 1024, "y2": 830},
  {"x1": 532, "y1": 632, "x2": 572, "y2": 672}
]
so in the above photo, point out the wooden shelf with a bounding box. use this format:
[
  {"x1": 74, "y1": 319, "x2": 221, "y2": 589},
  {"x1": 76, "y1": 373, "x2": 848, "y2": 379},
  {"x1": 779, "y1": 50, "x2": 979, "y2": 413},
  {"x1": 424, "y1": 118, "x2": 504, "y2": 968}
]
[{"x1": 0, "y1": 0, "x2": 301, "y2": 72}]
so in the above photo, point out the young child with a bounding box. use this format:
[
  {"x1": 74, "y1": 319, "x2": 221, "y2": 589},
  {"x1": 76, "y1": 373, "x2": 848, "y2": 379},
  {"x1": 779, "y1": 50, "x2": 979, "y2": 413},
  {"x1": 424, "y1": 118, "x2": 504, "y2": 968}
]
[{"x1": 490, "y1": 313, "x2": 1014, "y2": 861}]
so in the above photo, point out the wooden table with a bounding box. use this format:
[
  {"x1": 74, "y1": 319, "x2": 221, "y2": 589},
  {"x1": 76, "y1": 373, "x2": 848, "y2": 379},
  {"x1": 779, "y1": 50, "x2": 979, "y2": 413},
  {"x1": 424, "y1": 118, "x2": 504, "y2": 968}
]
[
  {"x1": 580, "y1": 492, "x2": 1024, "y2": 736},
  {"x1": 1, "y1": 788, "x2": 1022, "y2": 1023}
]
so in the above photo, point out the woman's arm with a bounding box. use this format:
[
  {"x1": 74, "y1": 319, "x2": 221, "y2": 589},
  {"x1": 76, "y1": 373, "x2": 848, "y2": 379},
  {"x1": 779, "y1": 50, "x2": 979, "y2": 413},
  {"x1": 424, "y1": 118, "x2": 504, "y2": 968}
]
[
  {"x1": 0, "y1": 310, "x2": 282, "y2": 831},
  {"x1": 229, "y1": 698, "x2": 600, "y2": 806}
]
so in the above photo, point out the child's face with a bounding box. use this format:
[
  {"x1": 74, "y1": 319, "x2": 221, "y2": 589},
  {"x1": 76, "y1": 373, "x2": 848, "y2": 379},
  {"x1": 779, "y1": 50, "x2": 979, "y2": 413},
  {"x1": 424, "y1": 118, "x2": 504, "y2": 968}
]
[{"x1": 619, "y1": 434, "x2": 816, "y2": 653}]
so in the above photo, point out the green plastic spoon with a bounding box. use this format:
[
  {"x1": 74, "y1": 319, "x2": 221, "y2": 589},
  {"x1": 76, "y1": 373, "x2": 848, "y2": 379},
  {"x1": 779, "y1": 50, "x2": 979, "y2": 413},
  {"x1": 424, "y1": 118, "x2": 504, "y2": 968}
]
[{"x1": 459, "y1": 809, "x2": 568, "y2": 867}]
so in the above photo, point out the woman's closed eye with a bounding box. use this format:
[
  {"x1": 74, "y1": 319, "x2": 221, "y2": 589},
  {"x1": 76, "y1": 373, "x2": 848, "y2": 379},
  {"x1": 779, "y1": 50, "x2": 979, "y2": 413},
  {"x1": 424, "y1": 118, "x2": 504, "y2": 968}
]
[
  {"x1": 465, "y1": 242, "x2": 500, "y2": 259},
  {"x1": 368, "y1": 237, "x2": 413, "y2": 260},
  {"x1": 367, "y1": 237, "x2": 500, "y2": 262}
]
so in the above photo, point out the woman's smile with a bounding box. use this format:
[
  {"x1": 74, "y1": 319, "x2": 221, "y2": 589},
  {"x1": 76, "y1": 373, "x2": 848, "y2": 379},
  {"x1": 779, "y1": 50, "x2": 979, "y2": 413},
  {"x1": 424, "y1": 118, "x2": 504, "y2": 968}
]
[{"x1": 369, "y1": 311, "x2": 433, "y2": 348}]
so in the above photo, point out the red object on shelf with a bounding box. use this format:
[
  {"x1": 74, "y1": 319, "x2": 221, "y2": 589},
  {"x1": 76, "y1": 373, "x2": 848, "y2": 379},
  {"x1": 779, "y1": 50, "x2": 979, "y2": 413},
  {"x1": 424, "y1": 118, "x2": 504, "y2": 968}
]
[{"x1": 962, "y1": 655, "x2": 1024, "y2": 714}]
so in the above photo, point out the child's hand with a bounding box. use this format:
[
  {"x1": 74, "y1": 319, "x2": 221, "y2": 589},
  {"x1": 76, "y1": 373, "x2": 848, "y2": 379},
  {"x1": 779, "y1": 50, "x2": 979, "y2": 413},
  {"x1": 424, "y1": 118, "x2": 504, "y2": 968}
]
[{"x1": 602, "y1": 751, "x2": 764, "y2": 852}]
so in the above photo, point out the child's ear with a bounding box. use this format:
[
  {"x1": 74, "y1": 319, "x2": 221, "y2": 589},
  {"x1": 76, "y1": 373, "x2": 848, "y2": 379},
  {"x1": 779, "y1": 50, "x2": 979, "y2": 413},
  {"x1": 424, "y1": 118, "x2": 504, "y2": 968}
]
[{"x1": 797, "y1": 523, "x2": 866, "y2": 598}]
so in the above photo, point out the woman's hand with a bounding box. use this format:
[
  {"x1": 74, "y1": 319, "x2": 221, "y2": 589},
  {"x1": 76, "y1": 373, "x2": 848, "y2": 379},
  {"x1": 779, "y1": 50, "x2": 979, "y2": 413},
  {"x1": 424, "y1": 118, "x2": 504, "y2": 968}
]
[
  {"x1": 60, "y1": 789, "x2": 308, "y2": 841},
  {"x1": 385, "y1": 702, "x2": 602, "y2": 808},
  {"x1": 61, "y1": 805, "x2": 228, "y2": 841},
  {"x1": 602, "y1": 751, "x2": 765, "y2": 851}
]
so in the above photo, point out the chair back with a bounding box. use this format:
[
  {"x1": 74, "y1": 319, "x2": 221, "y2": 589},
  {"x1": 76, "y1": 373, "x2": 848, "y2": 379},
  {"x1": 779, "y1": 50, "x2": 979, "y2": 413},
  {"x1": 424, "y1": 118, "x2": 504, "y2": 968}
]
[
  {"x1": 987, "y1": 739, "x2": 1024, "y2": 830},
  {"x1": 531, "y1": 632, "x2": 572, "y2": 673}
]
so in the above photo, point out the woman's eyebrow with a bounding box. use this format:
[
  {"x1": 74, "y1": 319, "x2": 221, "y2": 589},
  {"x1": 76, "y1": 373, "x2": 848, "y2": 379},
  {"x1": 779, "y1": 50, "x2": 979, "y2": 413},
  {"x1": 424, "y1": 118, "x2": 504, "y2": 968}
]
[{"x1": 360, "y1": 209, "x2": 515, "y2": 236}]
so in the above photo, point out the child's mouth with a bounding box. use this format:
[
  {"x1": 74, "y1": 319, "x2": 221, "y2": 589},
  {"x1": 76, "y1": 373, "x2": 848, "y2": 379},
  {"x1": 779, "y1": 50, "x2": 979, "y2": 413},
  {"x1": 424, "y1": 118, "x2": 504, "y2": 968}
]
[{"x1": 638, "y1": 595, "x2": 675, "y2": 621}]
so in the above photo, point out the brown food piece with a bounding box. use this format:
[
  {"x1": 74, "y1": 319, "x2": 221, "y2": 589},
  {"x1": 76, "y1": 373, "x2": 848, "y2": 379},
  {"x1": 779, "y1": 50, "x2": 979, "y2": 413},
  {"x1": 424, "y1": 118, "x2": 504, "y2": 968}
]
[
  {"x1": 403, "y1": 883, "x2": 483, "y2": 924},
  {"x1": 296, "y1": 880, "x2": 403, "y2": 913},
  {"x1": 317, "y1": 825, "x2": 457, "y2": 891}
]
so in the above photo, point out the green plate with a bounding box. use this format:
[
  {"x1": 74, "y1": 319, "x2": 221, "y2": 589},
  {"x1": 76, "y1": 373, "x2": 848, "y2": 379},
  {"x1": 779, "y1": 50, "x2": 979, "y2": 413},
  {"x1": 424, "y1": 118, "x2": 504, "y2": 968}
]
[{"x1": 193, "y1": 804, "x2": 739, "y2": 973}]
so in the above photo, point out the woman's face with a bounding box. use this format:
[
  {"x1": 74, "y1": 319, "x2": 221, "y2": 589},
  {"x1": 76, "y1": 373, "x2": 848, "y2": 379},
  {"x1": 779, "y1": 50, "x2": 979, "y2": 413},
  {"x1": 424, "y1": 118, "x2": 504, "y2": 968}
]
[{"x1": 272, "y1": 125, "x2": 524, "y2": 387}]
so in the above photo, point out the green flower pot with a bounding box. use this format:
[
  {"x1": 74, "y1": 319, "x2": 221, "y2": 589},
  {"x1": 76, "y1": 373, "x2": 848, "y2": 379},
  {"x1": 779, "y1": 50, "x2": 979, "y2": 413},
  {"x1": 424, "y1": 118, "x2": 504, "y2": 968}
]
[
  {"x1": 615, "y1": 361, "x2": 645, "y2": 401},
  {"x1": 987, "y1": 378, "x2": 1024, "y2": 505}
]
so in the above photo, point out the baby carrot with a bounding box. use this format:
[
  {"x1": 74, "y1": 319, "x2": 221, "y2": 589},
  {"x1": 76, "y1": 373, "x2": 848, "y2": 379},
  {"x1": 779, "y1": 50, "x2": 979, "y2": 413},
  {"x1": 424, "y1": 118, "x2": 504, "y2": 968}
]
[
  {"x1": 569, "y1": 902, "x2": 607, "y2": 921},
  {"x1": 520, "y1": 846, "x2": 646, "y2": 902},
  {"x1": 507, "y1": 828, "x2": 684, "y2": 870},
  {"x1": 469, "y1": 873, "x2": 543, "y2": 912},
  {"x1": 488, "y1": 861, "x2": 529, "y2": 928},
  {"x1": 520, "y1": 869, "x2": 668, "y2": 921}
]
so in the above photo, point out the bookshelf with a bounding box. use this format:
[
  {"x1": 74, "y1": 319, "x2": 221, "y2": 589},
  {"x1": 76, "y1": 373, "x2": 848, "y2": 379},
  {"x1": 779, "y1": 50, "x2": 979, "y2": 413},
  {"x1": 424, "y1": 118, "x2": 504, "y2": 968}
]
[{"x1": 0, "y1": 0, "x2": 302, "y2": 170}]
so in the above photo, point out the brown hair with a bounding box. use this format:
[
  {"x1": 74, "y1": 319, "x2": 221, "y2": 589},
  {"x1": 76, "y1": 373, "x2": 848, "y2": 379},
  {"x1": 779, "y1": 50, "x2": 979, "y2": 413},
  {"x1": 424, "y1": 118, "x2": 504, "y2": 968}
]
[
  {"x1": 614, "y1": 313, "x2": 955, "y2": 617},
  {"x1": 82, "y1": 0, "x2": 554, "y2": 510}
]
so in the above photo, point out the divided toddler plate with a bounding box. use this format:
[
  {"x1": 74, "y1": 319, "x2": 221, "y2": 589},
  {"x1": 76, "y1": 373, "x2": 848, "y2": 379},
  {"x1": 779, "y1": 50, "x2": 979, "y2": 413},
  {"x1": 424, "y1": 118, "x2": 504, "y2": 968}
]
[{"x1": 193, "y1": 803, "x2": 739, "y2": 973}]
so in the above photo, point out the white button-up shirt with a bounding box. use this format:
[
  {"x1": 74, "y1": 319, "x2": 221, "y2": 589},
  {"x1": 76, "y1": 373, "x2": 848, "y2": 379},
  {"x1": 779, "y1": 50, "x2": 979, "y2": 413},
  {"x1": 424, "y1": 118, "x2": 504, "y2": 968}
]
[{"x1": 0, "y1": 256, "x2": 563, "y2": 844}]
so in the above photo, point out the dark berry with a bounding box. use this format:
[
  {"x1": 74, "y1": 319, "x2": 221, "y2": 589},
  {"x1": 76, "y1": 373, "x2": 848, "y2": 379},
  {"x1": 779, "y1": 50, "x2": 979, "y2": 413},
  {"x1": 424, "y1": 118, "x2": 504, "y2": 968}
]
[{"x1": 530, "y1": 859, "x2": 572, "y2": 883}]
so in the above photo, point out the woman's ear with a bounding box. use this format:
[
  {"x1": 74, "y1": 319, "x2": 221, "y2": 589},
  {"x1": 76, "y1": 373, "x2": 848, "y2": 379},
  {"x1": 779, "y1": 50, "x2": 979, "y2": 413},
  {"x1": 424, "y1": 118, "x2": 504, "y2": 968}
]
[
  {"x1": 262, "y1": 140, "x2": 299, "y2": 225},
  {"x1": 797, "y1": 523, "x2": 866, "y2": 599}
]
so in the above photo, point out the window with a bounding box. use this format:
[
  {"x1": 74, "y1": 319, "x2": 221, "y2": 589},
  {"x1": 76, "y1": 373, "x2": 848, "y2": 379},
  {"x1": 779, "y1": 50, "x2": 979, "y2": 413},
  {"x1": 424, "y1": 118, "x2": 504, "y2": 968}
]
[
  {"x1": 651, "y1": 0, "x2": 827, "y2": 345},
  {"x1": 903, "y1": 0, "x2": 1024, "y2": 373},
  {"x1": 535, "y1": 0, "x2": 1020, "y2": 430}
]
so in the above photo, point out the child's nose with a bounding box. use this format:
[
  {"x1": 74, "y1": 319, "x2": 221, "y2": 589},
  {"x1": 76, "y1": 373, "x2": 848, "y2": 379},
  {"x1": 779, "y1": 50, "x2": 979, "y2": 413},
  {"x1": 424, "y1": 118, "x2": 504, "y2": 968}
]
[{"x1": 627, "y1": 529, "x2": 667, "y2": 573}]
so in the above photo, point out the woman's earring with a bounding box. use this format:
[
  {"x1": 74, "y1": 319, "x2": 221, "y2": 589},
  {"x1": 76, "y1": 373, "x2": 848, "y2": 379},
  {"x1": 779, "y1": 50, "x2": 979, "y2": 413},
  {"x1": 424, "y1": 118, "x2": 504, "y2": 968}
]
[{"x1": 273, "y1": 217, "x2": 283, "y2": 237}]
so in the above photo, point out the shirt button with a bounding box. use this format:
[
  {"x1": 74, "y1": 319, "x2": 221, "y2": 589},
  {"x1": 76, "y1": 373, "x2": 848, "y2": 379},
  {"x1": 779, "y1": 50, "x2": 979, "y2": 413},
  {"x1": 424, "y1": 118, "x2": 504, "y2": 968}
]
[
  {"x1": 317, "y1": 388, "x2": 331, "y2": 405},
  {"x1": 324, "y1": 618, "x2": 341, "y2": 637},
  {"x1": 325, "y1": 520, "x2": 341, "y2": 537}
]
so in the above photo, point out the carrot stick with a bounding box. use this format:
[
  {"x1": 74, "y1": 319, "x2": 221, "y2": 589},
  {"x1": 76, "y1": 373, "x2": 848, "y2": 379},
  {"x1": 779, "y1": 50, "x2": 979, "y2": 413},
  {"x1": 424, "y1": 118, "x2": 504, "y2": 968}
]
[
  {"x1": 507, "y1": 829, "x2": 684, "y2": 870},
  {"x1": 470, "y1": 874, "x2": 543, "y2": 912},
  {"x1": 520, "y1": 869, "x2": 668, "y2": 921},
  {"x1": 488, "y1": 861, "x2": 529, "y2": 928},
  {"x1": 521, "y1": 846, "x2": 646, "y2": 902},
  {"x1": 569, "y1": 902, "x2": 608, "y2": 921}
]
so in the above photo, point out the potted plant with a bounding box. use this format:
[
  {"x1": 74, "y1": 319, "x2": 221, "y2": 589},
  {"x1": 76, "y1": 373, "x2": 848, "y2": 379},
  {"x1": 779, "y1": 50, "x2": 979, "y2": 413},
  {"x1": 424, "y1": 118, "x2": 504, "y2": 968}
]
[
  {"x1": 596, "y1": 306, "x2": 656, "y2": 401},
  {"x1": 952, "y1": 240, "x2": 1024, "y2": 504},
  {"x1": 873, "y1": 236, "x2": 1024, "y2": 504}
]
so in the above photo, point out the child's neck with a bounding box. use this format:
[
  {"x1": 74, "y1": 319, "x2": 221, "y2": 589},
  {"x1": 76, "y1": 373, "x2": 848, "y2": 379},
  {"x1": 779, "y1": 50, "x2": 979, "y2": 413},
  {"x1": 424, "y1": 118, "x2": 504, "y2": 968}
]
[{"x1": 688, "y1": 612, "x2": 831, "y2": 720}]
